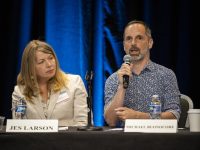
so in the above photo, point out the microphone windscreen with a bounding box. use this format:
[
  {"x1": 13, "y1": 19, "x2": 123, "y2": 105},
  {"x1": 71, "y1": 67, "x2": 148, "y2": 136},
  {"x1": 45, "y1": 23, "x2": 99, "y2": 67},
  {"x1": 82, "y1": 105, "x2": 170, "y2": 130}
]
[{"x1": 123, "y1": 54, "x2": 132, "y2": 64}]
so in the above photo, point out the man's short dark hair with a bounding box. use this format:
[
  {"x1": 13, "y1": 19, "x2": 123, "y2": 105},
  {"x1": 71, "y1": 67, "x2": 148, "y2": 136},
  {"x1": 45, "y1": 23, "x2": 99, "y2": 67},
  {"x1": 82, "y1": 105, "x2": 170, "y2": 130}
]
[{"x1": 123, "y1": 20, "x2": 152, "y2": 39}]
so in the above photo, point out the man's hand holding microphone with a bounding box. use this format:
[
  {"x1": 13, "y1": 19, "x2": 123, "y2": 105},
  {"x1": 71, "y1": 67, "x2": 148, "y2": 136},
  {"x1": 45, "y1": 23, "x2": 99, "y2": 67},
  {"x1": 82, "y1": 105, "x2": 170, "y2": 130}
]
[{"x1": 117, "y1": 54, "x2": 133, "y2": 89}]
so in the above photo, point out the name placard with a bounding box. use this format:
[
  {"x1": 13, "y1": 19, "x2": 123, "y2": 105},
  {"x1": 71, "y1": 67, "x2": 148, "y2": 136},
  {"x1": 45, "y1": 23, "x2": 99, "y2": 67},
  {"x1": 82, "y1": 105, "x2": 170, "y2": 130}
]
[
  {"x1": 124, "y1": 119, "x2": 177, "y2": 133},
  {"x1": 6, "y1": 119, "x2": 58, "y2": 132}
]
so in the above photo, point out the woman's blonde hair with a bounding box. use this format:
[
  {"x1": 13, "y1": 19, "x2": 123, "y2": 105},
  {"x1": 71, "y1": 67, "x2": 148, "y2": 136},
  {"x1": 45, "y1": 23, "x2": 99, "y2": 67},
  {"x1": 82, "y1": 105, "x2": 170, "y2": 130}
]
[{"x1": 17, "y1": 40, "x2": 68, "y2": 100}]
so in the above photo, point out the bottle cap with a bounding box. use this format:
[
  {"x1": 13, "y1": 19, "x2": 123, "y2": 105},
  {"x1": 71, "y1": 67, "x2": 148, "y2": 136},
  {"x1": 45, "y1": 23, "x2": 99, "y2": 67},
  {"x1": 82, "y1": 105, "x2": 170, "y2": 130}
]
[{"x1": 152, "y1": 95, "x2": 159, "y2": 98}]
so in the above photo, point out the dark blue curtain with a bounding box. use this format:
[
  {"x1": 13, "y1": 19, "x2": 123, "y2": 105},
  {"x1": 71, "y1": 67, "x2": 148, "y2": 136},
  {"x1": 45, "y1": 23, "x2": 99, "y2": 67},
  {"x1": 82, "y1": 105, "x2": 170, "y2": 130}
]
[
  {"x1": 45, "y1": 0, "x2": 105, "y2": 126},
  {"x1": 1, "y1": 0, "x2": 199, "y2": 126}
]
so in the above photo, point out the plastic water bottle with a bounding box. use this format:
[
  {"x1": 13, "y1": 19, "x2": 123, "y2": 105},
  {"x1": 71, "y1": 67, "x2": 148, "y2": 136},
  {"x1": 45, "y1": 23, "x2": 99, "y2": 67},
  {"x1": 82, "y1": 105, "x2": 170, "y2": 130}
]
[
  {"x1": 15, "y1": 98, "x2": 26, "y2": 119},
  {"x1": 149, "y1": 95, "x2": 161, "y2": 119}
]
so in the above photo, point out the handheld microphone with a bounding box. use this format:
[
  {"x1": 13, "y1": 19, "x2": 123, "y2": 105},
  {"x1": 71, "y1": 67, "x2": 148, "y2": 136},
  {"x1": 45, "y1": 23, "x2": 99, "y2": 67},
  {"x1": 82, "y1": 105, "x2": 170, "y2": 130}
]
[{"x1": 123, "y1": 54, "x2": 132, "y2": 89}]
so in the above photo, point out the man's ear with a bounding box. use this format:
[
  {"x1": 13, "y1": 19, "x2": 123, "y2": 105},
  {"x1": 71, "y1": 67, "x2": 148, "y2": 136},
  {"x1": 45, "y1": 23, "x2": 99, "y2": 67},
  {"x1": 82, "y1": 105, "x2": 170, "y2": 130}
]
[
  {"x1": 149, "y1": 38, "x2": 153, "y2": 49},
  {"x1": 123, "y1": 41, "x2": 127, "y2": 52}
]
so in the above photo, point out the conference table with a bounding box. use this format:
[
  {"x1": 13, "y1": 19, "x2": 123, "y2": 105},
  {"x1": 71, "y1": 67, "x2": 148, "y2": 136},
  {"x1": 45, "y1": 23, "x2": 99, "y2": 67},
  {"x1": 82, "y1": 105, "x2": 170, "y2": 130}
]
[{"x1": 0, "y1": 126, "x2": 199, "y2": 150}]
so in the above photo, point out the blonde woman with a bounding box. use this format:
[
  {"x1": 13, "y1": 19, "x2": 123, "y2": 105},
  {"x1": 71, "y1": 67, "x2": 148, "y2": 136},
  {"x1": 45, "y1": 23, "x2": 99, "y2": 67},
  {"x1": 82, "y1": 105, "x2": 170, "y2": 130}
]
[{"x1": 12, "y1": 40, "x2": 88, "y2": 126}]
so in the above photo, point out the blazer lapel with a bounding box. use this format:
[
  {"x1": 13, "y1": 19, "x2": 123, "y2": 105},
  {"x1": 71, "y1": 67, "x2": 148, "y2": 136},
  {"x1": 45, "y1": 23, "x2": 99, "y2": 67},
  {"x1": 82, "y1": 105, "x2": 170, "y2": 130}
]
[
  {"x1": 46, "y1": 90, "x2": 60, "y2": 119},
  {"x1": 32, "y1": 96, "x2": 46, "y2": 119}
]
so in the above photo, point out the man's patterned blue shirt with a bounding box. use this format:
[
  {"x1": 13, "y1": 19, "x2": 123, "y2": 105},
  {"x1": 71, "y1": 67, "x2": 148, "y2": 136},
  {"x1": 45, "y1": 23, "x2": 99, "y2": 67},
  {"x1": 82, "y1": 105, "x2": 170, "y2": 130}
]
[{"x1": 104, "y1": 61, "x2": 181, "y2": 120}]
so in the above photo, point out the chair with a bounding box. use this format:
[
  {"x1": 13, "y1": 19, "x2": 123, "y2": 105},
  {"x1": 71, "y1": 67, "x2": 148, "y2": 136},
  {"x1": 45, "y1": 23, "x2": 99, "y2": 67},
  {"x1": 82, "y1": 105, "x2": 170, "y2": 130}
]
[{"x1": 178, "y1": 94, "x2": 193, "y2": 128}]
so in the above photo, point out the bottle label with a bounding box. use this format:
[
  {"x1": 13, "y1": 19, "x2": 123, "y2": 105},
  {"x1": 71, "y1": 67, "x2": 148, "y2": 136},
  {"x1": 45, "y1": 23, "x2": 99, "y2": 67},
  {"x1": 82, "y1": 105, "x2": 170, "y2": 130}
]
[
  {"x1": 16, "y1": 105, "x2": 26, "y2": 115},
  {"x1": 150, "y1": 104, "x2": 161, "y2": 113},
  {"x1": 149, "y1": 103, "x2": 161, "y2": 119}
]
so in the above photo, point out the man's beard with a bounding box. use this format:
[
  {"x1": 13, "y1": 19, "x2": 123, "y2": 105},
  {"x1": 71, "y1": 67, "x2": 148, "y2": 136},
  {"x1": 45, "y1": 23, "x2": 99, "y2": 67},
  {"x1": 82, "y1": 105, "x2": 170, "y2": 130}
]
[{"x1": 131, "y1": 54, "x2": 144, "y2": 62}]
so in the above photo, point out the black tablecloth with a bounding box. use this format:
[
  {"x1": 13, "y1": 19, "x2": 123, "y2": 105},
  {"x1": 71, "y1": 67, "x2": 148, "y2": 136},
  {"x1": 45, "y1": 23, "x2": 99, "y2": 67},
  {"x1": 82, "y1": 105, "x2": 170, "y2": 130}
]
[{"x1": 0, "y1": 126, "x2": 199, "y2": 150}]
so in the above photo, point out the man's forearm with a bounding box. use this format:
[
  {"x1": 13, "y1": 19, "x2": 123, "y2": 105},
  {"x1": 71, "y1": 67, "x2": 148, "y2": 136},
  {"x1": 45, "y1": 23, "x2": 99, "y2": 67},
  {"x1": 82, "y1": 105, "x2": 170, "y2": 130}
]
[{"x1": 105, "y1": 85, "x2": 126, "y2": 126}]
